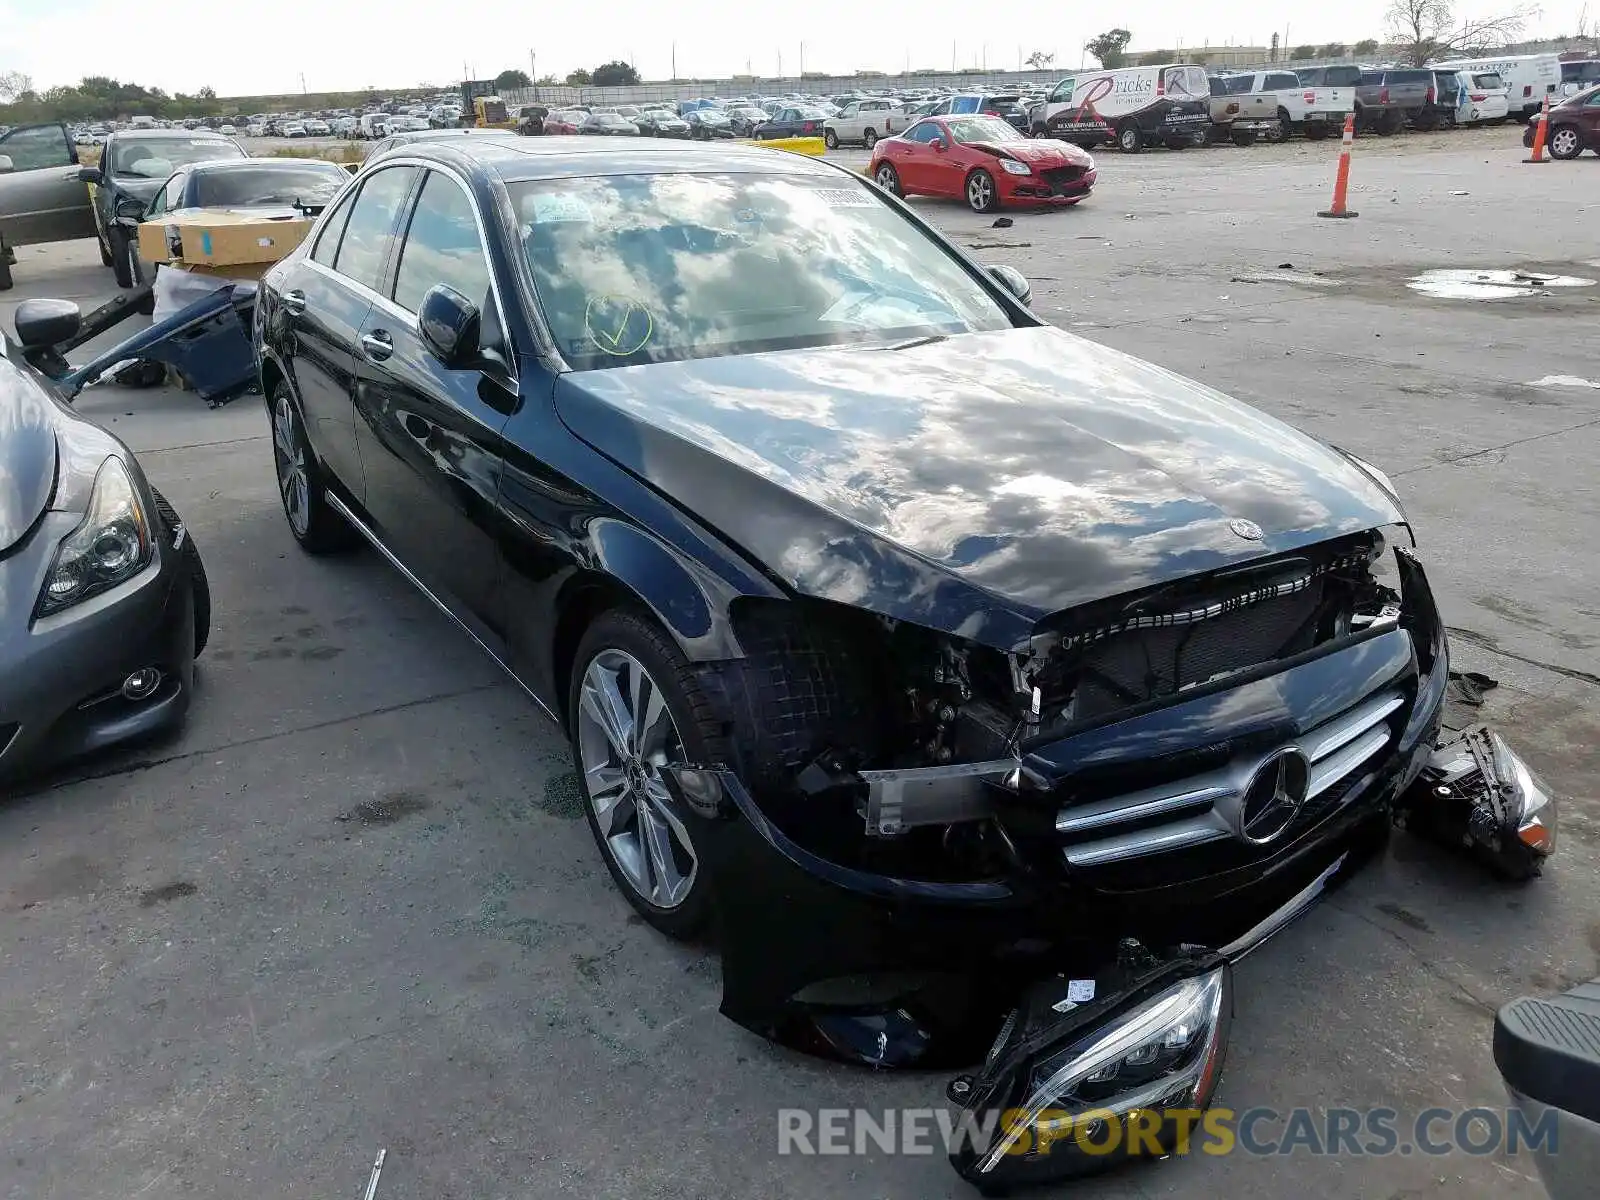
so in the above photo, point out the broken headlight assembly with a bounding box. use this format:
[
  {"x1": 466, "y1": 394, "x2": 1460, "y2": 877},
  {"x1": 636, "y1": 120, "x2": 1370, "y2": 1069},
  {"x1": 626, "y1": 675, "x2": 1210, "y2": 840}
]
[
  {"x1": 1398, "y1": 723, "x2": 1558, "y2": 880},
  {"x1": 948, "y1": 947, "x2": 1231, "y2": 1192}
]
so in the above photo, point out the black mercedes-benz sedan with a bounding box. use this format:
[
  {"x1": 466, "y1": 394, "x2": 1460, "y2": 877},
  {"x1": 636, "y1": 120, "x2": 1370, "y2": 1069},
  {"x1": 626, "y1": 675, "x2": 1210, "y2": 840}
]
[{"x1": 254, "y1": 137, "x2": 1450, "y2": 1187}]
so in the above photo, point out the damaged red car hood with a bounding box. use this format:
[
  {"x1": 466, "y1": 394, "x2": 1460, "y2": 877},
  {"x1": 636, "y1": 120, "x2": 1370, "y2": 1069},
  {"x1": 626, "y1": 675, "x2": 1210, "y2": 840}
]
[
  {"x1": 974, "y1": 141, "x2": 1088, "y2": 165},
  {"x1": 555, "y1": 326, "x2": 1402, "y2": 647}
]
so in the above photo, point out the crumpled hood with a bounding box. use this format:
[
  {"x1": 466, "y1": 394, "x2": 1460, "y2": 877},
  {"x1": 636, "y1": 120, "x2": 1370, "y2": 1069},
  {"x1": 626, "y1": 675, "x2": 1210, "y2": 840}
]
[
  {"x1": 975, "y1": 141, "x2": 1090, "y2": 166},
  {"x1": 555, "y1": 326, "x2": 1402, "y2": 648},
  {"x1": 0, "y1": 359, "x2": 59, "y2": 553}
]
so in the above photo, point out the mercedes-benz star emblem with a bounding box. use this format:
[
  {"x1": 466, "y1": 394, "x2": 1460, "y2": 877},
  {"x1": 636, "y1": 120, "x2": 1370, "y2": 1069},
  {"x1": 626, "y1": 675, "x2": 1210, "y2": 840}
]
[
  {"x1": 1229, "y1": 517, "x2": 1264, "y2": 542},
  {"x1": 1235, "y1": 749, "x2": 1311, "y2": 845}
]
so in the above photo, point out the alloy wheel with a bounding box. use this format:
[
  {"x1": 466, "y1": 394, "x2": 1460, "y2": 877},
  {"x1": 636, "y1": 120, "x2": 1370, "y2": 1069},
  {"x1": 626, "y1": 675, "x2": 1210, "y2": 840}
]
[
  {"x1": 876, "y1": 164, "x2": 898, "y2": 190},
  {"x1": 272, "y1": 395, "x2": 310, "y2": 537},
  {"x1": 967, "y1": 172, "x2": 994, "y2": 211},
  {"x1": 1551, "y1": 128, "x2": 1580, "y2": 157},
  {"x1": 576, "y1": 649, "x2": 698, "y2": 910}
]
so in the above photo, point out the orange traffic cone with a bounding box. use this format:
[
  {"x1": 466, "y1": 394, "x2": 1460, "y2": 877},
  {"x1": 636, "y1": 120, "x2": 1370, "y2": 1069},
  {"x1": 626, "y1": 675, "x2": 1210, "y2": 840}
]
[
  {"x1": 1524, "y1": 96, "x2": 1550, "y2": 163},
  {"x1": 1318, "y1": 113, "x2": 1359, "y2": 219}
]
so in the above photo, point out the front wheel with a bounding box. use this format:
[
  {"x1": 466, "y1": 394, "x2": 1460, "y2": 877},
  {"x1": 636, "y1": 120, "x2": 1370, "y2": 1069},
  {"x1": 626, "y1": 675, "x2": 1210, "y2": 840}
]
[
  {"x1": 107, "y1": 225, "x2": 135, "y2": 288},
  {"x1": 1118, "y1": 122, "x2": 1144, "y2": 153},
  {"x1": 569, "y1": 610, "x2": 721, "y2": 938},
  {"x1": 270, "y1": 384, "x2": 356, "y2": 553},
  {"x1": 824, "y1": 128, "x2": 839, "y2": 149},
  {"x1": 873, "y1": 161, "x2": 903, "y2": 196},
  {"x1": 965, "y1": 168, "x2": 998, "y2": 213},
  {"x1": 1549, "y1": 125, "x2": 1583, "y2": 159}
]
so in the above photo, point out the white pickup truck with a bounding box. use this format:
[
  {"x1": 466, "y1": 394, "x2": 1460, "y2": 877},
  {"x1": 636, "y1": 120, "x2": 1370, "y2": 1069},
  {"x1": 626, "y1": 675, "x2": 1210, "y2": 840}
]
[
  {"x1": 1217, "y1": 68, "x2": 1355, "y2": 140},
  {"x1": 823, "y1": 98, "x2": 906, "y2": 149}
]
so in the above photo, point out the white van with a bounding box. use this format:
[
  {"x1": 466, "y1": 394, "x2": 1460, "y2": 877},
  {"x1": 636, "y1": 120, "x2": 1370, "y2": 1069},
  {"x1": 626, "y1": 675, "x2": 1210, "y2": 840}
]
[
  {"x1": 357, "y1": 113, "x2": 392, "y2": 139},
  {"x1": 1035, "y1": 64, "x2": 1211, "y2": 152},
  {"x1": 1430, "y1": 53, "x2": 1558, "y2": 120}
]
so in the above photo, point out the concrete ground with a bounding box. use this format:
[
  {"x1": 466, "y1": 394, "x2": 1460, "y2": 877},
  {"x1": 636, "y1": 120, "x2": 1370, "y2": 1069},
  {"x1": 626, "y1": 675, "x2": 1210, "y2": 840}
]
[{"x1": 1, "y1": 125, "x2": 1596, "y2": 1199}]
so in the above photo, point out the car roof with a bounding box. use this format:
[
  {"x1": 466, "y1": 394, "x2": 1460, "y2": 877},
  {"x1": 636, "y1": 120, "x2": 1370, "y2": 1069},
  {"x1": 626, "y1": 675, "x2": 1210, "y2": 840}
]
[
  {"x1": 394, "y1": 138, "x2": 846, "y2": 184},
  {"x1": 188, "y1": 156, "x2": 346, "y2": 172},
  {"x1": 110, "y1": 128, "x2": 237, "y2": 140}
]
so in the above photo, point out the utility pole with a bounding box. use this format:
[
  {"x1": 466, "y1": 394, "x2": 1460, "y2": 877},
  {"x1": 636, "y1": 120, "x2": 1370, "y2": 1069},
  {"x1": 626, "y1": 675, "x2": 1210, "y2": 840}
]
[
  {"x1": 799, "y1": 41, "x2": 805, "y2": 77},
  {"x1": 952, "y1": 40, "x2": 957, "y2": 71},
  {"x1": 778, "y1": 49, "x2": 783, "y2": 77},
  {"x1": 672, "y1": 43, "x2": 677, "y2": 80},
  {"x1": 300, "y1": 72, "x2": 307, "y2": 95}
]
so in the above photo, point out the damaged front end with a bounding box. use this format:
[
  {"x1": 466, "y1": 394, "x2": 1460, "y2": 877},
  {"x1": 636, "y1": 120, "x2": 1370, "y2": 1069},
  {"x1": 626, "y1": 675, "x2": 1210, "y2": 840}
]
[{"x1": 656, "y1": 526, "x2": 1553, "y2": 1190}]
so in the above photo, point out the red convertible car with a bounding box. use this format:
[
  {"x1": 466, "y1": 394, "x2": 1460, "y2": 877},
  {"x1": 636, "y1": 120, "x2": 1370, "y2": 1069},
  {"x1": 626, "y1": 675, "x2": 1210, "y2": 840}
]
[{"x1": 867, "y1": 114, "x2": 1097, "y2": 212}]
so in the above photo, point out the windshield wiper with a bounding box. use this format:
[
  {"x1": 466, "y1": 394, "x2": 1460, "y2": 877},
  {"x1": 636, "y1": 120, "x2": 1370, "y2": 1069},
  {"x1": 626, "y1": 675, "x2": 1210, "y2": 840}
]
[{"x1": 877, "y1": 333, "x2": 949, "y2": 351}]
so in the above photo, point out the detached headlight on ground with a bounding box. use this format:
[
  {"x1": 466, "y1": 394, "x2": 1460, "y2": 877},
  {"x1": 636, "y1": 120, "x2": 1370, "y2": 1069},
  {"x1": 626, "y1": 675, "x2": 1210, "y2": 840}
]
[
  {"x1": 35, "y1": 456, "x2": 153, "y2": 618},
  {"x1": 999, "y1": 159, "x2": 1032, "y2": 175},
  {"x1": 949, "y1": 954, "x2": 1232, "y2": 1190}
]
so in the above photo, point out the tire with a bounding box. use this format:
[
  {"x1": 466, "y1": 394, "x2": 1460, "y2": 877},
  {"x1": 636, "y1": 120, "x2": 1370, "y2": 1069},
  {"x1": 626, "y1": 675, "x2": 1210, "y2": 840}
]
[
  {"x1": 185, "y1": 540, "x2": 211, "y2": 657},
  {"x1": 568, "y1": 609, "x2": 724, "y2": 939},
  {"x1": 965, "y1": 168, "x2": 999, "y2": 213},
  {"x1": 98, "y1": 233, "x2": 114, "y2": 266},
  {"x1": 824, "y1": 128, "x2": 839, "y2": 149},
  {"x1": 150, "y1": 488, "x2": 210, "y2": 657},
  {"x1": 873, "y1": 161, "x2": 903, "y2": 197},
  {"x1": 863, "y1": 128, "x2": 878, "y2": 149},
  {"x1": 0, "y1": 253, "x2": 10, "y2": 292},
  {"x1": 108, "y1": 224, "x2": 134, "y2": 288},
  {"x1": 269, "y1": 383, "x2": 356, "y2": 553},
  {"x1": 1549, "y1": 125, "x2": 1583, "y2": 159},
  {"x1": 1031, "y1": 122, "x2": 1048, "y2": 138},
  {"x1": 1231, "y1": 128, "x2": 1258, "y2": 147},
  {"x1": 1117, "y1": 122, "x2": 1143, "y2": 153}
]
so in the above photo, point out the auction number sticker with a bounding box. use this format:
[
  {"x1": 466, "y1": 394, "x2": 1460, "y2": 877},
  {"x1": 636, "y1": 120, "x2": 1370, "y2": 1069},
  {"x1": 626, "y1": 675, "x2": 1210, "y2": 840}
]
[{"x1": 810, "y1": 188, "x2": 876, "y2": 208}]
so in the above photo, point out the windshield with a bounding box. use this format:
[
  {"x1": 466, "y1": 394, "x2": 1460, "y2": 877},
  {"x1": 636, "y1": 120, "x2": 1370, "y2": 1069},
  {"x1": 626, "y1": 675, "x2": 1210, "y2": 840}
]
[
  {"x1": 1563, "y1": 61, "x2": 1600, "y2": 83},
  {"x1": 513, "y1": 172, "x2": 1012, "y2": 369},
  {"x1": 193, "y1": 164, "x2": 347, "y2": 208},
  {"x1": 948, "y1": 116, "x2": 1026, "y2": 143},
  {"x1": 111, "y1": 136, "x2": 242, "y2": 176}
]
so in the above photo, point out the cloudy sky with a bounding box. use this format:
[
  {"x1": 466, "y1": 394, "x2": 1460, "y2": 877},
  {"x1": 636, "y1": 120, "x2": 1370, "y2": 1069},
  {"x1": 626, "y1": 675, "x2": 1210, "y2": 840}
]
[{"x1": 0, "y1": 0, "x2": 1581, "y2": 96}]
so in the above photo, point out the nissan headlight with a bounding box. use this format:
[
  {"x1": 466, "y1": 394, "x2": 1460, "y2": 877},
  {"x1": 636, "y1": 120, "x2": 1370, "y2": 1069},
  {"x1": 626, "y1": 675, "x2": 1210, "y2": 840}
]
[
  {"x1": 999, "y1": 158, "x2": 1032, "y2": 175},
  {"x1": 35, "y1": 456, "x2": 154, "y2": 617},
  {"x1": 950, "y1": 956, "x2": 1232, "y2": 1189}
]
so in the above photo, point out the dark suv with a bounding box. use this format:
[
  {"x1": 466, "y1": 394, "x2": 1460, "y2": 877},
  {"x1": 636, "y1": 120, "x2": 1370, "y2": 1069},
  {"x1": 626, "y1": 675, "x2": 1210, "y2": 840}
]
[
  {"x1": 78, "y1": 128, "x2": 244, "y2": 287},
  {"x1": 1355, "y1": 68, "x2": 1435, "y2": 133}
]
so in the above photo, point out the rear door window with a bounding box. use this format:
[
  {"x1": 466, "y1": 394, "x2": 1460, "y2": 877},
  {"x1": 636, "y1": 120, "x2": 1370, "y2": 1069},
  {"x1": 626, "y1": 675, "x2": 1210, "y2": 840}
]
[{"x1": 332, "y1": 165, "x2": 418, "y2": 292}]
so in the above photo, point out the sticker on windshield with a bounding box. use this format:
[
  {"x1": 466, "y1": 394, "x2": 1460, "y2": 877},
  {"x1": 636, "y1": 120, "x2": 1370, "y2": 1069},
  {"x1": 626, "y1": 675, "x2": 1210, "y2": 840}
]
[
  {"x1": 526, "y1": 193, "x2": 594, "y2": 224},
  {"x1": 190, "y1": 140, "x2": 227, "y2": 146},
  {"x1": 810, "y1": 188, "x2": 876, "y2": 208},
  {"x1": 583, "y1": 295, "x2": 654, "y2": 356}
]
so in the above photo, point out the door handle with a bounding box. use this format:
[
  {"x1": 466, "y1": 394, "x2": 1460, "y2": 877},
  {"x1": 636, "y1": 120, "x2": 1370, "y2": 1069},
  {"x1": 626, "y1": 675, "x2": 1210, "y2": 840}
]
[
  {"x1": 281, "y1": 289, "x2": 306, "y2": 315},
  {"x1": 359, "y1": 330, "x2": 393, "y2": 361}
]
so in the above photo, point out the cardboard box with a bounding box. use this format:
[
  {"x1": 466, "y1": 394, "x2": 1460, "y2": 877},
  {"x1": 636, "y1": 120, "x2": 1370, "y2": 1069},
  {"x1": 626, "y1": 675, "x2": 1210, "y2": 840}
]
[{"x1": 136, "y1": 208, "x2": 313, "y2": 269}]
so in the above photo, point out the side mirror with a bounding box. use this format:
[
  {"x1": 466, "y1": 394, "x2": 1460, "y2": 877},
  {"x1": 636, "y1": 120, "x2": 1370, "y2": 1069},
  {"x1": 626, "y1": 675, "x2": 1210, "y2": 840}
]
[
  {"x1": 14, "y1": 298, "x2": 83, "y2": 348},
  {"x1": 418, "y1": 284, "x2": 481, "y2": 369},
  {"x1": 115, "y1": 197, "x2": 146, "y2": 221},
  {"x1": 932, "y1": 136, "x2": 949, "y2": 152},
  {"x1": 0, "y1": 154, "x2": 13, "y2": 175},
  {"x1": 78, "y1": 165, "x2": 102, "y2": 184},
  {"x1": 987, "y1": 264, "x2": 1032, "y2": 307}
]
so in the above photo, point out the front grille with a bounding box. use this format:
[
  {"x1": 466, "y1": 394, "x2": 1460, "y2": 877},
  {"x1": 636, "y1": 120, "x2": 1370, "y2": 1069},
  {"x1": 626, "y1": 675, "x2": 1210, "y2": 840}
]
[
  {"x1": 1075, "y1": 581, "x2": 1323, "y2": 720},
  {"x1": 1040, "y1": 165, "x2": 1088, "y2": 189},
  {"x1": 1054, "y1": 690, "x2": 1405, "y2": 871}
]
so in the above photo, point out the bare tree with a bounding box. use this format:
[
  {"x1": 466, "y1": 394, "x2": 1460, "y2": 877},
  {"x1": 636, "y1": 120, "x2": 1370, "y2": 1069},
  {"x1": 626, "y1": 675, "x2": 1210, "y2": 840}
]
[
  {"x1": 1384, "y1": 0, "x2": 1531, "y2": 65},
  {"x1": 0, "y1": 70, "x2": 34, "y2": 102}
]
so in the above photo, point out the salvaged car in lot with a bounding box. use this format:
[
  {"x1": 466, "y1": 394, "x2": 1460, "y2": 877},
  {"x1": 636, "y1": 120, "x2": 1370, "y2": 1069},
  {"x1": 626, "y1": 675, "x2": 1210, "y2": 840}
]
[
  {"x1": 0, "y1": 121, "x2": 97, "y2": 290},
  {"x1": 869, "y1": 115, "x2": 1096, "y2": 211},
  {"x1": 0, "y1": 308, "x2": 210, "y2": 782},
  {"x1": 253, "y1": 136, "x2": 1554, "y2": 1192},
  {"x1": 1523, "y1": 84, "x2": 1600, "y2": 157}
]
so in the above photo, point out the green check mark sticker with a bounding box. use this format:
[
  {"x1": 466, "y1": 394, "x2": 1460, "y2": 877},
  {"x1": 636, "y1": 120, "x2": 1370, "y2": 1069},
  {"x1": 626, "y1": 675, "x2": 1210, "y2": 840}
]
[{"x1": 583, "y1": 296, "x2": 655, "y2": 356}]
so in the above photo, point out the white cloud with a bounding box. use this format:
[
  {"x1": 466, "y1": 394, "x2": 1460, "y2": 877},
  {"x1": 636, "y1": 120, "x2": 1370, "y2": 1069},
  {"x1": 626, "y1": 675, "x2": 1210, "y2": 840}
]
[{"x1": 0, "y1": 0, "x2": 1565, "y2": 96}]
